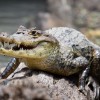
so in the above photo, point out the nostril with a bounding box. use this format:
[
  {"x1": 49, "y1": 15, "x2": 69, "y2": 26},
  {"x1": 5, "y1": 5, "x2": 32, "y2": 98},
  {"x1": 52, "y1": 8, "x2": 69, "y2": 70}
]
[{"x1": 0, "y1": 32, "x2": 8, "y2": 37}]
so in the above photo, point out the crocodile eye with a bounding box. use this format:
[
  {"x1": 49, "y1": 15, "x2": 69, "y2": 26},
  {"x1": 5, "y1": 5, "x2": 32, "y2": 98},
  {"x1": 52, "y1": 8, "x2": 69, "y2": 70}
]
[
  {"x1": 29, "y1": 31, "x2": 41, "y2": 37},
  {"x1": 32, "y1": 31, "x2": 36, "y2": 35},
  {"x1": 29, "y1": 31, "x2": 36, "y2": 35}
]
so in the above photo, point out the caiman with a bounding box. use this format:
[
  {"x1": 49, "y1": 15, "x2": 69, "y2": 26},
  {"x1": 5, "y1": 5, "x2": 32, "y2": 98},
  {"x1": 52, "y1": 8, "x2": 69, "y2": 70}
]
[{"x1": 0, "y1": 26, "x2": 100, "y2": 99}]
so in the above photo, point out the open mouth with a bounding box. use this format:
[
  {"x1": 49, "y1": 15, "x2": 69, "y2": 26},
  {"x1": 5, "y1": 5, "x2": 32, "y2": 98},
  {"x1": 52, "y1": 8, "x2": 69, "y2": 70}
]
[
  {"x1": 0, "y1": 36, "x2": 50, "y2": 51},
  {"x1": 12, "y1": 44, "x2": 36, "y2": 51},
  {"x1": 0, "y1": 41, "x2": 37, "y2": 51}
]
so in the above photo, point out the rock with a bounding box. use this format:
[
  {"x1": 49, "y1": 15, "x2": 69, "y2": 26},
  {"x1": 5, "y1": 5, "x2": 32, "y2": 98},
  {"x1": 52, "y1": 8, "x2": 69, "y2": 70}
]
[{"x1": 0, "y1": 64, "x2": 95, "y2": 100}]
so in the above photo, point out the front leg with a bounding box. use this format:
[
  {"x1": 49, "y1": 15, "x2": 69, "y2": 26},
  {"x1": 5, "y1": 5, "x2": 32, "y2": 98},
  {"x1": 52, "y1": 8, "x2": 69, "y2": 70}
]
[
  {"x1": 69, "y1": 56, "x2": 90, "y2": 91},
  {"x1": 0, "y1": 58, "x2": 20, "y2": 79},
  {"x1": 79, "y1": 67, "x2": 90, "y2": 91},
  {"x1": 88, "y1": 77, "x2": 100, "y2": 100},
  {"x1": 71, "y1": 56, "x2": 100, "y2": 99}
]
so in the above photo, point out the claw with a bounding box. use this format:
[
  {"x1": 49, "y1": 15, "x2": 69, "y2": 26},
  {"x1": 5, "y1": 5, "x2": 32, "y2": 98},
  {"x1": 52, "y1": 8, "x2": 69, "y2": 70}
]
[
  {"x1": 78, "y1": 85, "x2": 85, "y2": 92},
  {"x1": 87, "y1": 77, "x2": 100, "y2": 100},
  {"x1": 94, "y1": 87, "x2": 100, "y2": 100},
  {"x1": 78, "y1": 85, "x2": 87, "y2": 96},
  {"x1": 0, "y1": 77, "x2": 6, "y2": 85}
]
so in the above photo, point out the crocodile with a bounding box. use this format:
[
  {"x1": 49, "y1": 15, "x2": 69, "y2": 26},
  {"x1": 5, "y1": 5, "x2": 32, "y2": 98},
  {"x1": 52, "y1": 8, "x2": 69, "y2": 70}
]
[{"x1": 0, "y1": 26, "x2": 100, "y2": 99}]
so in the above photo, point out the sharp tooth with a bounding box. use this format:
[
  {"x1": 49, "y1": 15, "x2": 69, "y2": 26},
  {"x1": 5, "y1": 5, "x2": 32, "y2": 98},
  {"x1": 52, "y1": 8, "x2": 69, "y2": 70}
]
[
  {"x1": 0, "y1": 42, "x2": 3, "y2": 47},
  {"x1": 4, "y1": 42, "x2": 6, "y2": 47},
  {"x1": 7, "y1": 43, "x2": 9, "y2": 47},
  {"x1": 10, "y1": 44, "x2": 16, "y2": 48},
  {"x1": 2, "y1": 42, "x2": 4, "y2": 47},
  {"x1": 20, "y1": 48, "x2": 23, "y2": 50},
  {"x1": 18, "y1": 44, "x2": 20, "y2": 48},
  {"x1": 4, "y1": 42, "x2": 9, "y2": 47},
  {"x1": 0, "y1": 42, "x2": 3, "y2": 48}
]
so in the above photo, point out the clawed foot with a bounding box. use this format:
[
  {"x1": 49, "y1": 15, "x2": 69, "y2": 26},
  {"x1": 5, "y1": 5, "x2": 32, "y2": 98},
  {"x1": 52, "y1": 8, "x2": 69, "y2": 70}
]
[
  {"x1": 79, "y1": 76, "x2": 100, "y2": 100},
  {"x1": 88, "y1": 79, "x2": 100, "y2": 100},
  {"x1": 0, "y1": 68, "x2": 33, "y2": 85},
  {"x1": 0, "y1": 77, "x2": 9, "y2": 85},
  {"x1": 78, "y1": 85, "x2": 87, "y2": 96},
  {"x1": 12, "y1": 67, "x2": 33, "y2": 78},
  {"x1": 78, "y1": 83, "x2": 100, "y2": 100},
  {"x1": 94, "y1": 87, "x2": 100, "y2": 100}
]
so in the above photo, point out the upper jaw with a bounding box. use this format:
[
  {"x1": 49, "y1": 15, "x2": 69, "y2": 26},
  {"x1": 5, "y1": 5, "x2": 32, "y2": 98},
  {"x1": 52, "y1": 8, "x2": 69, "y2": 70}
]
[
  {"x1": 0, "y1": 31, "x2": 57, "y2": 50},
  {"x1": 0, "y1": 36, "x2": 39, "y2": 58},
  {"x1": 0, "y1": 36, "x2": 37, "y2": 51}
]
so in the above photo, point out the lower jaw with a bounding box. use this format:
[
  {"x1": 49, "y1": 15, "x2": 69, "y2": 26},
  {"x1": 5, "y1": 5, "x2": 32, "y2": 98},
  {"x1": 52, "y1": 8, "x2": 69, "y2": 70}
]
[
  {"x1": 0, "y1": 48, "x2": 32, "y2": 58},
  {"x1": 0, "y1": 48, "x2": 45, "y2": 59}
]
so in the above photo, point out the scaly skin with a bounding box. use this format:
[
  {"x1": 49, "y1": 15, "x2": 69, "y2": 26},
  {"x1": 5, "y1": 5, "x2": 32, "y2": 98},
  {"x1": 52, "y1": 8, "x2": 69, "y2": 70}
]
[{"x1": 0, "y1": 26, "x2": 100, "y2": 99}]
